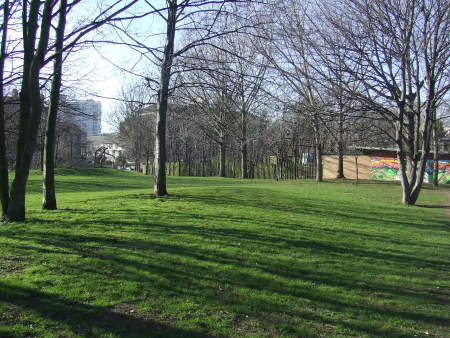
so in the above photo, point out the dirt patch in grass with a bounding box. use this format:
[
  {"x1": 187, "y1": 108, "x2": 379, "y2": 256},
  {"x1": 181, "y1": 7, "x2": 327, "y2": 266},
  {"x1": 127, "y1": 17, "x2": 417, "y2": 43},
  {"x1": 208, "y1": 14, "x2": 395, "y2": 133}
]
[
  {"x1": 0, "y1": 256, "x2": 27, "y2": 276},
  {"x1": 0, "y1": 302, "x2": 24, "y2": 328}
]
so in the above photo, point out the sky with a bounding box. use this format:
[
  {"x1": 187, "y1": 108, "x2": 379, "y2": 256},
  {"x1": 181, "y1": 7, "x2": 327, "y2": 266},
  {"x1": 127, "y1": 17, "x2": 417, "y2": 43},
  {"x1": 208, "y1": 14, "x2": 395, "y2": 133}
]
[
  {"x1": 5, "y1": 0, "x2": 237, "y2": 134},
  {"x1": 62, "y1": 0, "x2": 168, "y2": 133}
]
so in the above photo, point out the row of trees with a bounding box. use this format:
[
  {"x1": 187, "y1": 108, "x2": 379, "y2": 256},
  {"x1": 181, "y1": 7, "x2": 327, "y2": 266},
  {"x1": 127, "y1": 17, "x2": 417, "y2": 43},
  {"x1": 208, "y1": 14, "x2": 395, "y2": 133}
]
[
  {"x1": 0, "y1": 0, "x2": 261, "y2": 221},
  {"x1": 1, "y1": 0, "x2": 449, "y2": 222},
  {"x1": 116, "y1": 0, "x2": 449, "y2": 206}
]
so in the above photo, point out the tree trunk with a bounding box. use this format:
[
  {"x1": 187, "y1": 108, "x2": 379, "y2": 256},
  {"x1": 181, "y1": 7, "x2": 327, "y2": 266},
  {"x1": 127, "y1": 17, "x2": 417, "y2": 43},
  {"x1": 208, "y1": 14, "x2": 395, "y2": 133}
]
[
  {"x1": 241, "y1": 141, "x2": 248, "y2": 179},
  {"x1": 201, "y1": 144, "x2": 206, "y2": 177},
  {"x1": 336, "y1": 140, "x2": 345, "y2": 179},
  {"x1": 154, "y1": 1, "x2": 177, "y2": 196},
  {"x1": 0, "y1": 91, "x2": 8, "y2": 218},
  {"x1": 219, "y1": 141, "x2": 226, "y2": 177},
  {"x1": 42, "y1": 0, "x2": 67, "y2": 210},
  {"x1": 433, "y1": 122, "x2": 439, "y2": 186},
  {"x1": 316, "y1": 143, "x2": 323, "y2": 182},
  {"x1": 6, "y1": 0, "x2": 53, "y2": 221},
  {"x1": 241, "y1": 109, "x2": 248, "y2": 179},
  {"x1": 0, "y1": 0, "x2": 10, "y2": 218}
]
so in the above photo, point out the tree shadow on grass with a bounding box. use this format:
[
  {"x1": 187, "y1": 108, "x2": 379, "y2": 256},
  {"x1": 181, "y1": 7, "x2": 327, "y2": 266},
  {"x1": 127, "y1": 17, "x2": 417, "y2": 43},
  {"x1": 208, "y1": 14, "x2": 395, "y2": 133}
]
[
  {"x1": 416, "y1": 204, "x2": 450, "y2": 209},
  {"x1": 162, "y1": 190, "x2": 450, "y2": 233},
  {"x1": 1, "y1": 184, "x2": 449, "y2": 336},
  {"x1": 1, "y1": 228, "x2": 449, "y2": 334},
  {"x1": 0, "y1": 281, "x2": 210, "y2": 338}
]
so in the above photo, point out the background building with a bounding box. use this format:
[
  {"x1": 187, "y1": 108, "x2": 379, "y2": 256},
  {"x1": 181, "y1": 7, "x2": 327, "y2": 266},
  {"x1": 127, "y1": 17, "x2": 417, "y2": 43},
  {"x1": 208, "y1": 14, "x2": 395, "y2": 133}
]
[{"x1": 63, "y1": 99, "x2": 102, "y2": 137}]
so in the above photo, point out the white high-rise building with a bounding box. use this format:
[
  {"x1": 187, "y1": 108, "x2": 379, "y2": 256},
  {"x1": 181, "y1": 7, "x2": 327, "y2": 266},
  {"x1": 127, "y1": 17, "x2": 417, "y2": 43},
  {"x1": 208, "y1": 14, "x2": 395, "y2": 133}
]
[{"x1": 65, "y1": 100, "x2": 102, "y2": 136}]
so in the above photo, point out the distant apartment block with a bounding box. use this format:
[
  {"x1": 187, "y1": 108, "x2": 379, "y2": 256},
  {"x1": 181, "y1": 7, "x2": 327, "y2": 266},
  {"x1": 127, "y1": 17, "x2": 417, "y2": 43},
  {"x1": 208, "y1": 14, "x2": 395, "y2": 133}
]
[{"x1": 62, "y1": 99, "x2": 102, "y2": 136}]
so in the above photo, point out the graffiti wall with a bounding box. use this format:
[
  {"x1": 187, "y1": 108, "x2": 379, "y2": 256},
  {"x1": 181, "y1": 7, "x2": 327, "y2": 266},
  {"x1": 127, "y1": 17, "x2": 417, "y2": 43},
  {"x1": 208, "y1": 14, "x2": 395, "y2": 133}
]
[
  {"x1": 425, "y1": 160, "x2": 450, "y2": 184},
  {"x1": 370, "y1": 157, "x2": 450, "y2": 183},
  {"x1": 370, "y1": 157, "x2": 400, "y2": 180}
]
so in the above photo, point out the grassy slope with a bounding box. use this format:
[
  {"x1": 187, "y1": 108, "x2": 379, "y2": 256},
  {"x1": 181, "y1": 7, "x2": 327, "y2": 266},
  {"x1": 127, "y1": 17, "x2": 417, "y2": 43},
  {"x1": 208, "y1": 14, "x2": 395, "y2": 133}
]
[{"x1": 0, "y1": 169, "x2": 449, "y2": 338}]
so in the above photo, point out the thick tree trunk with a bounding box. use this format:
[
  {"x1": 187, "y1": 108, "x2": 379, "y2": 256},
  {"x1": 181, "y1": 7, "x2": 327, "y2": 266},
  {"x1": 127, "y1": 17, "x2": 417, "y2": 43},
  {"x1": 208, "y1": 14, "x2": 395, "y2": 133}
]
[
  {"x1": 6, "y1": 0, "x2": 53, "y2": 221},
  {"x1": 0, "y1": 0, "x2": 10, "y2": 218},
  {"x1": 397, "y1": 143, "x2": 415, "y2": 205},
  {"x1": 401, "y1": 180, "x2": 412, "y2": 205},
  {"x1": 154, "y1": 1, "x2": 176, "y2": 196},
  {"x1": 0, "y1": 97, "x2": 8, "y2": 218},
  {"x1": 42, "y1": 0, "x2": 67, "y2": 210},
  {"x1": 7, "y1": 94, "x2": 42, "y2": 221},
  {"x1": 396, "y1": 118, "x2": 432, "y2": 206}
]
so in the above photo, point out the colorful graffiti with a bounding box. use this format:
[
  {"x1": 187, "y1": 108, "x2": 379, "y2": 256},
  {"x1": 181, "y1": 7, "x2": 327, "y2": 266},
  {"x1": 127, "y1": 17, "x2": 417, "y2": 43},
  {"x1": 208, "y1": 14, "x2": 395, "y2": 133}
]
[
  {"x1": 370, "y1": 157, "x2": 450, "y2": 184},
  {"x1": 370, "y1": 157, "x2": 400, "y2": 180},
  {"x1": 425, "y1": 160, "x2": 450, "y2": 184}
]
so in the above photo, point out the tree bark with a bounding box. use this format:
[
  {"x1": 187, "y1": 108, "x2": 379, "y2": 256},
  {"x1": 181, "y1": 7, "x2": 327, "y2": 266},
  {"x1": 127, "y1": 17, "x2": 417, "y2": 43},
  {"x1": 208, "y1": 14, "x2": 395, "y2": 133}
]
[
  {"x1": 433, "y1": 121, "x2": 439, "y2": 186},
  {"x1": 6, "y1": 0, "x2": 53, "y2": 221},
  {"x1": 315, "y1": 143, "x2": 323, "y2": 182},
  {"x1": 0, "y1": 0, "x2": 10, "y2": 218},
  {"x1": 43, "y1": 0, "x2": 67, "y2": 210},
  {"x1": 336, "y1": 140, "x2": 345, "y2": 179},
  {"x1": 154, "y1": 1, "x2": 177, "y2": 196},
  {"x1": 219, "y1": 140, "x2": 226, "y2": 177},
  {"x1": 336, "y1": 113, "x2": 345, "y2": 179},
  {"x1": 241, "y1": 109, "x2": 248, "y2": 179}
]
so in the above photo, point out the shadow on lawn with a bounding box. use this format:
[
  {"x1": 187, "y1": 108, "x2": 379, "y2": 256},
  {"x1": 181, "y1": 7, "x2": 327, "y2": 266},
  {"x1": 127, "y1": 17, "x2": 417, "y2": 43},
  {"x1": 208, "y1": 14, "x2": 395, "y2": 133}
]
[
  {"x1": 417, "y1": 204, "x2": 450, "y2": 209},
  {"x1": 1, "y1": 186, "x2": 449, "y2": 336},
  {"x1": 1, "y1": 224, "x2": 449, "y2": 337},
  {"x1": 163, "y1": 191, "x2": 450, "y2": 233},
  {"x1": 0, "y1": 281, "x2": 209, "y2": 338}
]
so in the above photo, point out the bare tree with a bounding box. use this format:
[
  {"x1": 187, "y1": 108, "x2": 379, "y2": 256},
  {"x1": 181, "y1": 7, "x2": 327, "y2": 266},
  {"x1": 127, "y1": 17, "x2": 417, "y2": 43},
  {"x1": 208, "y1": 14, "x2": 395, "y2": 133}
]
[
  {"x1": 114, "y1": 82, "x2": 155, "y2": 173},
  {"x1": 4, "y1": 0, "x2": 55, "y2": 221},
  {"x1": 110, "y1": 0, "x2": 256, "y2": 195},
  {"x1": 259, "y1": 0, "x2": 328, "y2": 182},
  {"x1": 0, "y1": 0, "x2": 17, "y2": 217},
  {"x1": 42, "y1": 0, "x2": 67, "y2": 210},
  {"x1": 42, "y1": 0, "x2": 139, "y2": 210},
  {"x1": 177, "y1": 31, "x2": 267, "y2": 179},
  {"x1": 176, "y1": 58, "x2": 236, "y2": 177},
  {"x1": 317, "y1": 0, "x2": 450, "y2": 204}
]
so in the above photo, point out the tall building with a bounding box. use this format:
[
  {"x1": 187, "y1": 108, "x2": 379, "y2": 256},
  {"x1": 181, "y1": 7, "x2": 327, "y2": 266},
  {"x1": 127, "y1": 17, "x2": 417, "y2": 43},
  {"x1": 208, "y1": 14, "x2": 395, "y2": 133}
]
[{"x1": 64, "y1": 100, "x2": 102, "y2": 136}]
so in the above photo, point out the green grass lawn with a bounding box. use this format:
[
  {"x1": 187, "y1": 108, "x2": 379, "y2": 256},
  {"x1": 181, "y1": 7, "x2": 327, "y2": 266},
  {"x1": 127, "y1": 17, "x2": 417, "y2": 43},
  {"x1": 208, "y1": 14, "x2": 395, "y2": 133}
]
[{"x1": 0, "y1": 169, "x2": 449, "y2": 337}]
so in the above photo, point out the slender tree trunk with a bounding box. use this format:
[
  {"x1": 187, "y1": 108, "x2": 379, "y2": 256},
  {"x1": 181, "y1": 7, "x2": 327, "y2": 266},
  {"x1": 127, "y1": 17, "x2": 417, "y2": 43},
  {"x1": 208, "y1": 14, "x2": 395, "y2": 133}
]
[
  {"x1": 315, "y1": 143, "x2": 323, "y2": 182},
  {"x1": 219, "y1": 141, "x2": 226, "y2": 177},
  {"x1": 336, "y1": 122, "x2": 345, "y2": 179},
  {"x1": 154, "y1": 2, "x2": 177, "y2": 196},
  {"x1": 201, "y1": 143, "x2": 206, "y2": 177},
  {"x1": 313, "y1": 121, "x2": 323, "y2": 183},
  {"x1": 336, "y1": 141, "x2": 345, "y2": 179},
  {"x1": 241, "y1": 141, "x2": 248, "y2": 179},
  {"x1": 241, "y1": 109, "x2": 248, "y2": 179},
  {"x1": 0, "y1": 0, "x2": 10, "y2": 218},
  {"x1": 43, "y1": 0, "x2": 67, "y2": 210},
  {"x1": 433, "y1": 122, "x2": 439, "y2": 186}
]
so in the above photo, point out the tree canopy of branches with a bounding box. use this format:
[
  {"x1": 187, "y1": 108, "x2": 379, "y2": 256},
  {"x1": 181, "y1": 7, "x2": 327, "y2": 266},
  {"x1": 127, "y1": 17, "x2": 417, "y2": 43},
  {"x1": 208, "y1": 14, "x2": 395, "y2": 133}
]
[{"x1": 313, "y1": 0, "x2": 450, "y2": 204}]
